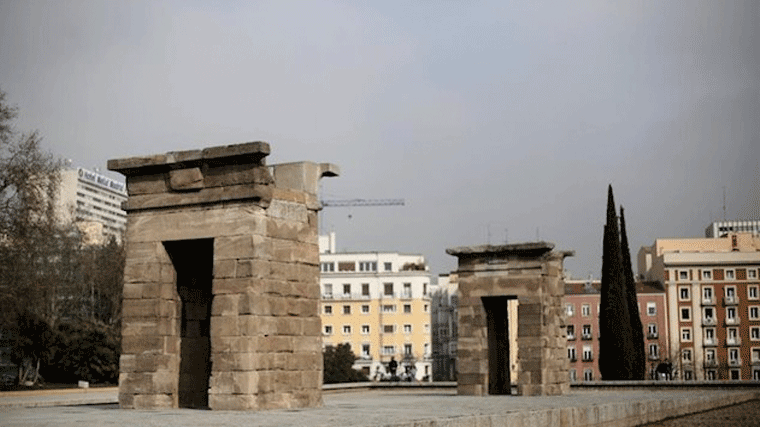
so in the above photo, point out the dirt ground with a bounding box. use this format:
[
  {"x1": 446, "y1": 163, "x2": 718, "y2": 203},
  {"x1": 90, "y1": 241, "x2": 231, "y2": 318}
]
[{"x1": 644, "y1": 400, "x2": 760, "y2": 427}]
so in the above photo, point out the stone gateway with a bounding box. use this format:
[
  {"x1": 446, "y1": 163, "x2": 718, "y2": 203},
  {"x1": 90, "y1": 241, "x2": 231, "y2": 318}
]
[
  {"x1": 447, "y1": 242, "x2": 573, "y2": 396},
  {"x1": 108, "y1": 142, "x2": 338, "y2": 410}
]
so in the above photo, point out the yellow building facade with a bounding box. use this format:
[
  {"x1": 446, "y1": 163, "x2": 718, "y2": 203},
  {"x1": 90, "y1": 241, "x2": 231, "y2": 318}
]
[{"x1": 319, "y1": 233, "x2": 433, "y2": 381}]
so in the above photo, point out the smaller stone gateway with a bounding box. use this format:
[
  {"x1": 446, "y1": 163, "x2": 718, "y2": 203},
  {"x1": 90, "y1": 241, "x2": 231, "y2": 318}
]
[
  {"x1": 108, "y1": 141, "x2": 338, "y2": 410},
  {"x1": 447, "y1": 242, "x2": 573, "y2": 396}
]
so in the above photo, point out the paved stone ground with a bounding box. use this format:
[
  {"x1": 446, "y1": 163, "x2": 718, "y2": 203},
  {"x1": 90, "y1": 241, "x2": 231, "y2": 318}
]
[
  {"x1": 643, "y1": 400, "x2": 760, "y2": 427},
  {"x1": 1, "y1": 388, "x2": 759, "y2": 427}
]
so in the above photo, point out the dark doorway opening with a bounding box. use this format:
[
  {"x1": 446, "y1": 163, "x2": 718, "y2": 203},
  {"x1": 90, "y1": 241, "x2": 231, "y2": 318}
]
[
  {"x1": 481, "y1": 296, "x2": 515, "y2": 395},
  {"x1": 164, "y1": 239, "x2": 214, "y2": 409}
]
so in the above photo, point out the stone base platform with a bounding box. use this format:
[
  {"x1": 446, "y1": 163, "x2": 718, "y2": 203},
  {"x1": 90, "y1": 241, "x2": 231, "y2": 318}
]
[{"x1": 2, "y1": 386, "x2": 759, "y2": 427}]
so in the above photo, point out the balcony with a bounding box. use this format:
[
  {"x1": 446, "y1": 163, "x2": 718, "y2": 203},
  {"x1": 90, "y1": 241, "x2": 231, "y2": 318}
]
[
  {"x1": 647, "y1": 332, "x2": 659, "y2": 340},
  {"x1": 729, "y1": 358, "x2": 742, "y2": 367},
  {"x1": 581, "y1": 333, "x2": 593, "y2": 340},
  {"x1": 703, "y1": 337, "x2": 718, "y2": 346},
  {"x1": 567, "y1": 333, "x2": 576, "y2": 341},
  {"x1": 704, "y1": 359, "x2": 718, "y2": 368},
  {"x1": 569, "y1": 356, "x2": 577, "y2": 362},
  {"x1": 726, "y1": 317, "x2": 740, "y2": 326},
  {"x1": 727, "y1": 337, "x2": 742, "y2": 346},
  {"x1": 322, "y1": 293, "x2": 334, "y2": 300},
  {"x1": 702, "y1": 317, "x2": 716, "y2": 326},
  {"x1": 582, "y1": 355, "x2": 594, "y2": 362},
  {"x1": 702, "y1": 296, "x2": 715, "y2": 306},
  {"x1": 648, "y1": 354, "x2": 660, "y2": 361},
  {"x1": 400, "y1": 292, "x2": 413, "y2": 300},
  {"x1": 724, "y1": 295, "x2": 738, "y2": 305}
]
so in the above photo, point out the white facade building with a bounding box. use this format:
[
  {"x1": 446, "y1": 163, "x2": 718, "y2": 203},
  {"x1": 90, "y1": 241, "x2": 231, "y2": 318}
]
[
  {"x1": 57, "y1": 167, "x2": 127, "y2": 243},
  {"x1": 705, "y1": 220, "x2": 760, "y2": 238},
  {"x1": 319, "y1": 233, "x2": 433, "y2": 381}
]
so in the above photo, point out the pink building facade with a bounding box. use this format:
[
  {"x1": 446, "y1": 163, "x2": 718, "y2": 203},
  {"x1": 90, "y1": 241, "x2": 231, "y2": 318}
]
[{"x1": 564, "y1": 279, "x2": 669, "y2": 381}]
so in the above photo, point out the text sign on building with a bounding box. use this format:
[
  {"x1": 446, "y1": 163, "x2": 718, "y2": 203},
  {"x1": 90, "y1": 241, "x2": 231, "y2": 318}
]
[{"x1": 78, "y1": 168, "x2": 126, "y2": 194}]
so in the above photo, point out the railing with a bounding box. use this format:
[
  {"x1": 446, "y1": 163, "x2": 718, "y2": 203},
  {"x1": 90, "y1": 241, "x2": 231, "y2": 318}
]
[
  {"x1": 703, "y1": 337, "x2": 717, "y2": 346},
  {"x1": 581, "y1": 333, "x2": 593, "y2": 340},
  {"x1": 727, "y1": 337, "x2": 742, "y2": 346},
  {"x1": 702, "y1": 317, "x2": 716, "y2": 326},
  {"x1": 729, "y1": 358, "x2": 742, "y2": 367},
  {"x1": 726, "y1": 317, "x2": 740, "y2": 325},
  {"x1": 724, "y1": 295, "x2": 738, "y2": 305},
  {"x1": 582, "y1": 355, "x2": 594, "y2": 362},
  {"x1": 702, "y1": 296, "x2": 715, "y2": 305},
  {"x1": 703, "y1": 359, "x2": 718, "y2": 367},
  {"x1": 647, "y1": 332, "x2": 659, "y2": 339},
  {"x1": 567, "y1": 334, "x2": 576, "y2": 341}
]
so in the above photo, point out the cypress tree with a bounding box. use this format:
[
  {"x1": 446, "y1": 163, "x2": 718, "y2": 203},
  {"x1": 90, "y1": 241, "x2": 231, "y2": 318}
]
[
  {"x1": 620, "y1": 206, "x2": 646, "y2": 379},
  {"x1": 599, "y1": 185, "x2": 635, "y2": 380}
]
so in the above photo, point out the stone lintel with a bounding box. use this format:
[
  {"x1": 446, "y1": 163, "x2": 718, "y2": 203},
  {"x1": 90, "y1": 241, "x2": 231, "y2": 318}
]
[{"x1": 108, "y1": 141, "x2": 271, "y2": 176}]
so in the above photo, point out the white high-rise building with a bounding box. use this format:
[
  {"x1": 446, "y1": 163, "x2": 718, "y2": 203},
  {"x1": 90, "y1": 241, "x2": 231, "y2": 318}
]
[{"x1": 57, "y1": 167, "x2": 127, "y2": 243}]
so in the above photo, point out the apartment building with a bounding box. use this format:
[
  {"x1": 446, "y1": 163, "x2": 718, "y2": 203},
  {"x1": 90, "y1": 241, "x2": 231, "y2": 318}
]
[
  {"x1": 638, "y1": 232, "x2": 760, "y2": 380},
  {"x1": 564, "y1": 279, "x2": 669, "y2": 381},
  {"x1": 431, "y1": 273, "x2": 458, "y2": 381},
  {"x1": 57, "y1": 167, "x2": 127, "y2": 243},
  {"x1": 319, "y1": 233, "x2": 433, "y2": 381}
]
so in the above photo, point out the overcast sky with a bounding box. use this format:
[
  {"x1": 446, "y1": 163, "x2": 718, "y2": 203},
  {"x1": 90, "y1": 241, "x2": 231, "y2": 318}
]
[{"x1": 1, "y1": 1, "x2": 758, "y2": 279}]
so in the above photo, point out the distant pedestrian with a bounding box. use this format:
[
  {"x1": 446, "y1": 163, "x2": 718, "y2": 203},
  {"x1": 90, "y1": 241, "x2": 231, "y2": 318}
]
[{"x1": 388, "y1": 357, "x2": 398, "y2": 379}]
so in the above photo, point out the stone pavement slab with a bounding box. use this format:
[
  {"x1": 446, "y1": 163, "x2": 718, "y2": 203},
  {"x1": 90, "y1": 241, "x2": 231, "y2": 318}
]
[{"x1": 2, "y1": 388, "x2": 759, "y2": 427}]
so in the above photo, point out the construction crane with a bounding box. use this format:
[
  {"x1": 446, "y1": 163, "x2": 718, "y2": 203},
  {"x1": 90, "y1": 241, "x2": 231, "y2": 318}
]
[{"x1": 320, "y1": 198, "x2": 405, "y2": 208}]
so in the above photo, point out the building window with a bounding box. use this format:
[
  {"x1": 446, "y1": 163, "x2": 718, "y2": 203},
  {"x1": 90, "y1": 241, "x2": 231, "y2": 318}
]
[
  {"x1": 343, "y1": 325, "x2": 351, "y2": 334},
  {"x1": 324, "y1": 325, "x2": 333, "y2": 335},
  {"x1": 569, "y1": 369, "x2": 577, "y2": 382},
  {"x1": 424, "y1": 304, "x2": 429, "y2": 313},
  {"x1": 362, "y1": 344, "x2": 371, "y2": 358},
  {"x1": 343, "y1": 305, "x2": 351, "y2": 315},
  {"x1": 705, "y1": 348, "x2": 716, "y2": 363},
  {"x1": 358, "y1": 261, "x2": 377, "y2": 272},
  {"x1": 566, "y1": 304, "x2": 575, "y2": 317},
  {"x1": 403, "y1": 324, "x2": 412, "y2": 334},
  {"x1": 324, "y1": 305, "x2": 332, "y2": 315},
  {"x1": 729, "y1": 348, "x2": 740, "y2": 365},
  {"x1": 382, "y1": 345, "x2": 396, "y2": 355},
  {"x1": 682, "y1": 349, "x2": 692, "y2": 363},
  {"x1": 383, "y1": 325, "x2": 395, "y2": 334},
  {"x1": 702, "y1": 286, "x2": 714, "y2": 303},
  {"x1": 567, "y1": 325, "x2": 576, "y2": 340},
  {"x1": 647, "y1": 323, "x2": 658, "y2": 338},
  {"x1": 680, "y1": 307, "x2": 691, "y2": 321},
  {"x1": 361, "y1": 324, "x2": 370, "y2": 334},
  {"x1": 581, "y1": 304, "x2": 591, "y2": 317},
  {"x1": 681, "y1": 327, "x2": 692, "y2": 342},
  {"x1": 321, "y1": 262, "x2": 335, "y2": 272},
  {"x1": 726, "y1": 269, "x2": 735, "y2": 280},
  {"x1": 726, "y1": 286, "x2": 737, "y2": 298},
  {"x1": 728, "y1": 327, "x2": 740, "y2": 345},
  {"x1": 343, "y1": 284, "x2": 351, "y2": 296},
  {"x1": 382, "y1": 304, "x2": 396, "y2": 313},
  {"x1": 404, "y1": 344, "x2": 413, "y2": 356},
  {"x1": 324, "y1": 284, "x2": 333, "y2": 297},
  {"x1": 361, "y1": 305, "x2": 370, "y2": 314},
  {"x1": 582, "y1": 324, "x2": 592, "y2": 339},
  {"x1": 582, "y1": 346, "x2": 593, "y2": 362},
  {"x1": 752, "y1": 327, "x2": 760, "y2": 341},
  {"x1": 727, "y1": 306, "x2": 738, "y2": 324},
  {"x1": 702, "y1": 269, "x2": 712, "y2": 280},
  {"x1": 567, "y1": 346, "x2": 577, "y2": 361},
  {"x1": 362, "y1": 283, "x2": 370, "y2": 297},
  {"x1": 706, "y1": 370, "x2": 717, "y2": 380},
  {"x1": 583, "y1": 369, "x2": 594, "y2": 381},
  {"x1": 384, "y1": 283, "x2": 394, "y2": 297},
  {"x1": 648, "y1": 343, "x2": 659, "y2": 359},
  {"x1": 679, "y1": 286, "x2": 690, "y2": 301},
  {"x1": 704, "y1": 306, "x2": 715, "y2": 321},
  {"x1": 752, "y1": 348, "x2": 760, "y2": 363},
  {"x1": 683, "y1": 370, "x2": 693, "y2": 380},
  {"x1": 749, "y1": 269, "x2": 758, "y2": 280},
  {"x1": 679, "y1": 270, "x2": 689, "y2": 280},
  {"x1": 402, "y1": 283, "x2": 412, "y2": 298},
  {"x1": 403, "y1": 304, "x2": 412, "y2": 313},
  {"x1": 749, "y1": 286, "x2": 759, "y2": 300},
  {"x1": 750, "y1": 306, "x2": 760, "y2": 320},
  {"x1": 754, "y1": 368, "x2": 760, "y2": 381},
  {"x1": 647, "y1": 302, "x2": 656, "y2": 316},
  {"x1": 384, "y1": 262, "x2": 392, "y2": 271}
]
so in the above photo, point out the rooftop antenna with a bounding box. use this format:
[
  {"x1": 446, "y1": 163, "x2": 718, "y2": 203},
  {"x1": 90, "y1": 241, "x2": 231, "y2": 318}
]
[{"x1": 723, "y1": 186, "x2": 727, "y2": 221}]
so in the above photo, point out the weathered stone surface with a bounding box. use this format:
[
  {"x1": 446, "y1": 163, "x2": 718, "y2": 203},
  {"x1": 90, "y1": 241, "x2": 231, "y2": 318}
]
[
  {"x1": 111, "y1": 142, "x2": 337, "y2": 411},
  {"x1": 449, "y1": 241, "x2": 572, "y2": 397}
]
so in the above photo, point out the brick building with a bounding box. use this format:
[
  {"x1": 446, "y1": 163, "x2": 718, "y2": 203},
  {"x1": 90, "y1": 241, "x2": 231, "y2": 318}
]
[
  {"x1": 564, "y1": 279, "x2": 668, "y2": 381},
  {"x1": 638, "y1": 232, "x2": 760, "y2": 380}
]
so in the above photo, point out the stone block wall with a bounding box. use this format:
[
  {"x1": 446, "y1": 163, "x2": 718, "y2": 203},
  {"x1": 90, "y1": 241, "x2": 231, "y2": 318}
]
[
  {"x1": 109, "y1": 142, "x2": 337, "y2": 410},
  {"x1": 447, "y1": 242, "x2": 573, "y2": 396}
]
